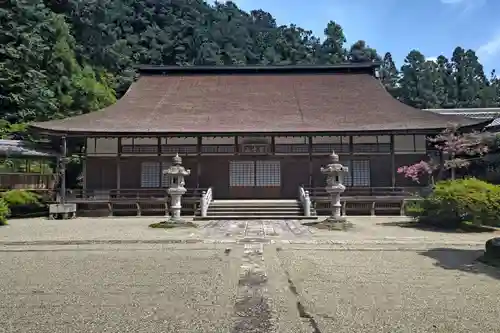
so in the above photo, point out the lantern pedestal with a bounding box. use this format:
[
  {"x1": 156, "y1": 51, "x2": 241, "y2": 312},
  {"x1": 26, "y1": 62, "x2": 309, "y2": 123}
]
[
  {"x1": 320, "y1": 151, "x2": 353, "y2": 230},
  {"x1": 163, "y1": 154, "x2": 191, "y2": 223},
  {"x1": 167, "y1": 187, "x2": 186, "y2": 222}
]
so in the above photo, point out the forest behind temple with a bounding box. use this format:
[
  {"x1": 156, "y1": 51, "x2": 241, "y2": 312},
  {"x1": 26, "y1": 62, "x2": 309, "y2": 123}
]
[{"x1": 2, "y1": 0, "x2": 500, "y2": 137}]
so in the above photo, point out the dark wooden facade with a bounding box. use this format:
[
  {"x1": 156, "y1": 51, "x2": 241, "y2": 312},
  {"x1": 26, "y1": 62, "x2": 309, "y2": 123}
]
[{"x1": 82, "y1": 134, "x2": 429, "y2": 199}]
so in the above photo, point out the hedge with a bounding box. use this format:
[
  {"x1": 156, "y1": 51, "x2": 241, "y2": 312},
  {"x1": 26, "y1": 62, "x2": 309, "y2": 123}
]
[{"x1": 407, "y1": 178, "x2": 500, "y2": 228}]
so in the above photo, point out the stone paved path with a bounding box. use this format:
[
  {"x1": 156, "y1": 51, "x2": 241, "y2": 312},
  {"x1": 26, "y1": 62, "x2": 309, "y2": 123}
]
[{"x1": 201, "y1": 220, "x2": 313, "y2": 242}]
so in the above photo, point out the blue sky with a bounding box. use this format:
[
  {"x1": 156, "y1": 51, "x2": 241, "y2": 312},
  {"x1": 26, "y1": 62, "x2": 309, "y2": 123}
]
[{"x1": 226, "y1": 0, "x2": 500, "y2": 75}]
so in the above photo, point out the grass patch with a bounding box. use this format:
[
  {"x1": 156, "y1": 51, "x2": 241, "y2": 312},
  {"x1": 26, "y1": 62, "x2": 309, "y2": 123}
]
[
  {"x1": 149, "y1": 221, "x2": 197, "y2": 229},
  {"x1": 303, "y1": 220, "x2": 353, "y2": 231}
]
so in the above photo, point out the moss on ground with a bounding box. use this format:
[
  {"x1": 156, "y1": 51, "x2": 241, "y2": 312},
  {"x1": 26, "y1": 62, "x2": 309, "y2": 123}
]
[{"x1": 149, "y1": 221, "x2": 197, "y2": 229}]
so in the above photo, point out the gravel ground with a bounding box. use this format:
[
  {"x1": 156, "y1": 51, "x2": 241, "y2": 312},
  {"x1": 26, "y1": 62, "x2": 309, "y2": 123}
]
[
  {"x1": 0, "y1": 217, "x2": 202, "y2": 243},
  {"x1": 277, "y1": 247, "x2": 500, "y2": 333},
  {"x1": 0, "y1": 243, "x2": 498, "y2": 332},
  {"x1": 0, "y1": 244, "x2": 241, "y2": 333},
  {"x1": 309, "y1": 216, "x2": 500, "y2": 244}
]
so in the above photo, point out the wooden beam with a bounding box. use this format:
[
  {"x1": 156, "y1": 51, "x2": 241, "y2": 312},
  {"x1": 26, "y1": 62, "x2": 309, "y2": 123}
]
[
  {"x1": 308, "y1": 136, "x2": 313, "y2": 187},
  {"x1": 60, "y1": 136, "x2": 67, "y2": 203},
  {"x1": 390, "y1": 134, "x2": 396, "y2": 187},
  {"x1": 82, "y1": 141, "x2": 87, "y2": 193},
  {"x1": 117, "y1": 137, "x2": 122, "y2": 190},
  {"x1": 196, "y1": 136, "x2": 202, "y2": 187}
]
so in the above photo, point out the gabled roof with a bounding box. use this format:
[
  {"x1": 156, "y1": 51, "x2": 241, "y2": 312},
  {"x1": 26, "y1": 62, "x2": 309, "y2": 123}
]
[
  {"x1": 31, "y1": 63, "x2": 487, "y2": 135},
  {"x1": 424, "y1": 108, "x2": 500, "y2": 129},
  {"x1": 0, "y1": 140, "x2": 56, "y2": 158}
]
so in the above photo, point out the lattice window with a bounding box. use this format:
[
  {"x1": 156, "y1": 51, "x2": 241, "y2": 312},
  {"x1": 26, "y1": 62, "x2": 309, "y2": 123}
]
[
  {"x1": 122, "y1": 145, "x2": 158, "y2": 154},
  {"x1": 161, "y1": 145, "x2": 197, "y2": 154},
  {"x1": 312, "y1": 144, "x2": 349, "y2": 153},
  {"x1": 141, "y1": 162, "x2": 161, "y2": 187},
  {"x1": 230, "y1": 161, "x2": 255, "y2": 186},
  {"x1": 351, "y1": 160, "x2": 371, "y2": 187},
  {"x1": 201, "y1": 145, "x2": 236, "y2": 153},
  {"x1": 255, "y1": 161, "x2": 281, "y2": 186},
  {"x1": 274, "y1": 144, "x2": 309, "y2": 154},
  {"x1": 352, "y1": 143, "x2": 391, "y2": 153}
]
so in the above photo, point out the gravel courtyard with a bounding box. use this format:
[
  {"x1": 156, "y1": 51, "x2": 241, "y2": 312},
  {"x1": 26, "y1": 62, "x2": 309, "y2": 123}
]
[
  {"x1": 275, "y1": 246, "x2": 500, "y2": 333},
  {"x1": 0, "y1": 243, "x2": 499, "y2": 333},
  {"x1": 0, "y1": 217, "x2": 499, "y2": 332}
]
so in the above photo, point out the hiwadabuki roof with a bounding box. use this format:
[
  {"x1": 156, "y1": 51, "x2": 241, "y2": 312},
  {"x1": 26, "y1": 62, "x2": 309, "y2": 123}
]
[
  {"x1": 0, "y1": 140, "x2": 55, "y2": 158},
  {"x1": 30, "y1": 63, "x2": 487, "y2": 135}
]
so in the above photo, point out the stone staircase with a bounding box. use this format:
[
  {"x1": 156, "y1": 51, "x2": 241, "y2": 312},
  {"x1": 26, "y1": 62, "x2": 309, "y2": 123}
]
[{"x1": 194, "y1": 199, "x2": 318, "y2": 220}]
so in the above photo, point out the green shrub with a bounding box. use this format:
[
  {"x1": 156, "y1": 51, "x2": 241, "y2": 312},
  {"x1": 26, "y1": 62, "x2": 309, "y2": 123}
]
[
  {"x1": 1, "y1": 190, "x2": 42, "y2": 207},
  {"x1": 1, "y1": 190, "x2": 45, "y2": 218},
  {"x1": 412, "y1": 178, "x2": 500, "y2": 228},
  {"x1": 403, "y1": 199, "x2": 424, "y2": 218},
  {"x1": 0, "y1": 199, "x2": 10, "y2": 225}
]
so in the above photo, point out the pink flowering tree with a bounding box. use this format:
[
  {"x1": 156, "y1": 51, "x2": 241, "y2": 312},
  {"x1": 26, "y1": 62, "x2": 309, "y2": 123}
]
[{"x1": 397, "y1": 125, "x2": 493, "y2": 185}]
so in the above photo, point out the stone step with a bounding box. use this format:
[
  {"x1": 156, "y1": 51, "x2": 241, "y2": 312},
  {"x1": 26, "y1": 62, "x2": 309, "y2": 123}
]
[
  {"x1": 206, "y1": 210, "x2": 303, "y2": 216},
  {"x1": 210, "y1": 200, "x2": 300, "y2": 208},
  {"x1": 208, "y1": 206, "x2": 302, "y2": 212},
  {"x1": 194, "y1": 215, "x2": 318, "y2": 221},
  {"x1": 212, "y1": 199, "x2": 298, "y2": 204}
]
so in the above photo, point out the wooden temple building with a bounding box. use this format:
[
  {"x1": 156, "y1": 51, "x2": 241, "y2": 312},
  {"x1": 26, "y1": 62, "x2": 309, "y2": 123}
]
[{"x1": 29, "y1": 63, "x2": 490, "y2": 217}]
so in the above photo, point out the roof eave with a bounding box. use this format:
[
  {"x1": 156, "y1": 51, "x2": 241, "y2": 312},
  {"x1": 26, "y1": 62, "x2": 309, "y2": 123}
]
[
  {"x1": 28, "y1": 124, "x2": 487, "y2": 138},
  {"x1": 136, "y1": 62, "x2": 382, "y2": 76}
]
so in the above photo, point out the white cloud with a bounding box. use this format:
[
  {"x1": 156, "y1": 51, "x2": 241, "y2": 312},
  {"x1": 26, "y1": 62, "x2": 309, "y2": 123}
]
[
  {"x1": 427, "y1": 56, "x2": 438, "y2": 62},
  {"x1": 440, "y1": 0, "x2": 486, "y2": 12},
  {"x1": 477, "y1": 32, "x2": 500, "y2": 62}
]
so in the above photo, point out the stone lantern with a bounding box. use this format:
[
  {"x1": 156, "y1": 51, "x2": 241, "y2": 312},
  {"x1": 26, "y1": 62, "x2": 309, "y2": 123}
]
[
  {"x1": 163, "y1": 154, "x2": 191, "y2": 221},
  {"x1": 320, "y1": 151, "x2": 350, "y2": 227}
]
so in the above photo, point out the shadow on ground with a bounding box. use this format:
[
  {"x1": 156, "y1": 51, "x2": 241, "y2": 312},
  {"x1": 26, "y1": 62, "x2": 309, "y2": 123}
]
[
  {"x1": 377, "y1": 220, "x2": 499, "y2": 234},
  {"x1": 420, "y1": 248, "x2": 500, "y2": 280}
]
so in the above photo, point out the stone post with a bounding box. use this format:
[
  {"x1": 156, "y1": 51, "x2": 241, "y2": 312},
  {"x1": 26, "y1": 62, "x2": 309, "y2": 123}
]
[
  {"x1": 304, "y1": 190, "x2": 311, "y2": 217},
  {"x1": 320, "y1": 151, "x2": 351, "y2": 229},
  {"x1": 163, "y1": 154, "x2": 191, "y2": 222}
]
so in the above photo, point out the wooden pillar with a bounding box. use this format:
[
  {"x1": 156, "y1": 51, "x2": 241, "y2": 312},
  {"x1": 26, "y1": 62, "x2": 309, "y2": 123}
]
[
  {"x1": 196, "y1": 136, "x2": 202, "y2": 188},
  {"x1": 348, "y1": 135, "x2": 354, "y2": 187},
  {"x1": 82, "y1": 138, "x2": 87, "y2": 193},
  {"x1": 308, "y1": 135, "x2": 313, "y2": 187},
  {"x1": 116, "y1": 137, "x2": 121, "y2": 190},
  {"x1": 60, "y1": 136, "x2": 67, "y2": 204},
  {"x1": 157, "y1": 137, "x2": 163, "y2": 189},
  {"x1": 390, "y1": 134, "x2": 396, "y2": 187}
]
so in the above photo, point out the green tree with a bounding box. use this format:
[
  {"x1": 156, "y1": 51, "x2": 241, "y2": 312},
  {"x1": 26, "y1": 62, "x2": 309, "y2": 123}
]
[
  {"x1": 348, "y1": 40, "x2": 380, "y2": 62},
  {"x1": 398, "y1": 50, "x2": 437, "y2": 109},
  {"x1": 320, "y1": 21, "x2": 347, "y2": 64},
  {"x1": 0, "y1": 0, "x2": 58, "y2": 123},
  {"x1": 450, "y1": 47, "x2": 489, "y2": 108},
  {"x1": 380, "y1": 52, "x2": 400, "y2": 98}
]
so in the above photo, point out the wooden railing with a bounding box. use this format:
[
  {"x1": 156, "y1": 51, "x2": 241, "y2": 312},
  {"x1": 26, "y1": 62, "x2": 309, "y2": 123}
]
[
  {"x1": 298, "y1": 186, "x2": 311, "y2": 217},
  {"x1": 312, "y1": 196, "x2": 423, "y2": 216},
  {"x1": 304, "y1": 186, "x2": 422, "y2": 198},
  {"x1": 62, "y1": 188, "x2": 207, "y2": 217},
  {"x1": 305, "y1": 186, "x2": 424, "y2": 216},
  {"x1": 65, "y1": 188, "x2": 207, "y2": 201},
  {"x1": 200, "y1": 187, "x2": 213, "y2": 217}
]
